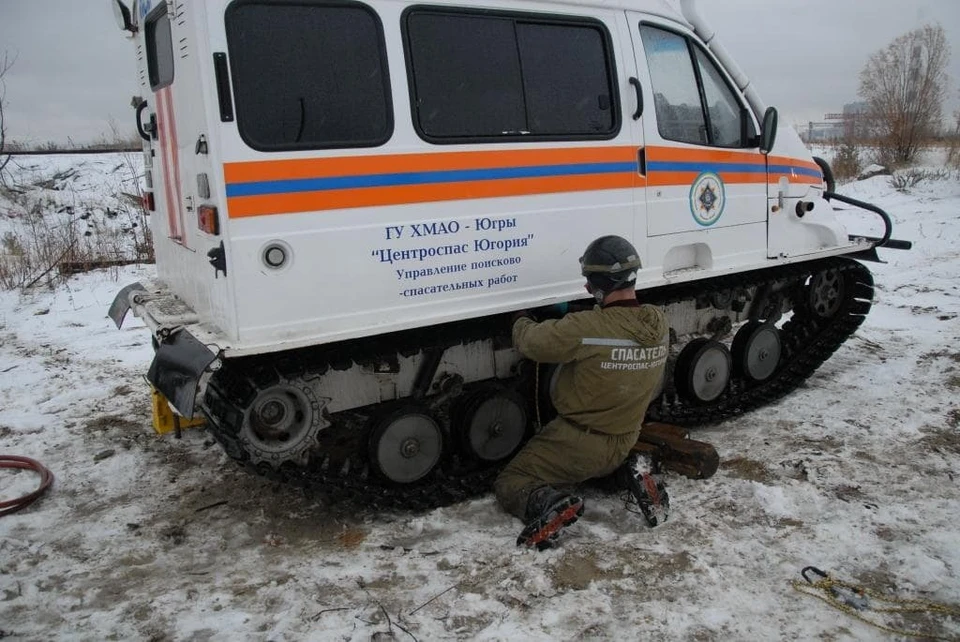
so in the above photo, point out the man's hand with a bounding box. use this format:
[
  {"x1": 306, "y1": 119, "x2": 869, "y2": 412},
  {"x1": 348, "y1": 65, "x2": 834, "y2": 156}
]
[{"x1": 510, "y1": 309, "x2": 534, "y2": 326}]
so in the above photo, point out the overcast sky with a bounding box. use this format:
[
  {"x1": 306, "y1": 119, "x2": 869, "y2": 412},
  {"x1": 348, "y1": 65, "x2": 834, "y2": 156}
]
[{"x1": 1, "y1": 0, "x2": 959, "y2": 145}]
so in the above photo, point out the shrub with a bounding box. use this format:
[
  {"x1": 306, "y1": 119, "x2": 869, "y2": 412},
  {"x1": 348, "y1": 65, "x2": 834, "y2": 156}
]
[
  {"x1": 888, "y1": 168, "x2": 950, "y2": 192},
  {"x1": 0, "y1": 152, "x2": 154, "y2": 290},
  {"x1": 832, "y1": 142, "x2": 862, "y2": 181}
]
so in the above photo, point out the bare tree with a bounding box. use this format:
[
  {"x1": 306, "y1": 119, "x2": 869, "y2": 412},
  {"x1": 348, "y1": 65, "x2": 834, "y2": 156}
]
[
  {"x1": 858, "y1": 24, "x2": 950, "y2": 166},
  {"x1": 0, "y1": 51, "x2": 14, "y2": 181},
  {"x1": 948, "y1": 103, "x2": 960, "y2": 168}
]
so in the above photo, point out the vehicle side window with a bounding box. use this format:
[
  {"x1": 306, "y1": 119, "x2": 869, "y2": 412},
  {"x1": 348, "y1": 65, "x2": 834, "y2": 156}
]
[
  {"x1": 639, "y1": 27, "x2": 705, "y2": 144},
  {"x1": 406, "y1": 14, "x2": 525, "y2": 138},
  {"x1": 404, "y1": 9, "x2": 618, "y2": 142},
  {"x1": 694, "y1": 48, "x2": 746, "y2": 148},
  {"x1": 225, "y1": 0, "x2": 392, "y2": 151},
  {"x1": 516, "y1": 23, "x2": 615, "y2": 136},
  {"x1": 640, "y1": 25, "x2": 752, "y2": 148},
  {"x1": 146, "y1": 6, "x2": 174, "y2": 90}
]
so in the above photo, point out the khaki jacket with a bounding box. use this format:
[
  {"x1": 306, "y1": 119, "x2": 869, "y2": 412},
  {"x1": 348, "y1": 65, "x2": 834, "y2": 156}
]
[{"x1": 513, "y1": 303, "x2": 668, "y2": 436}]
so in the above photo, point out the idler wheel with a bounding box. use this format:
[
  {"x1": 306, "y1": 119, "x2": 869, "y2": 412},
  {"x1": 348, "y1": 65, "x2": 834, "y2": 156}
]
[
  {"x1": 369, "y1": 409, "x2": 443, "y2": 484},
  {"x1": 463, "y1": 391, "x2": 528, "y2": 462},
  {"x1": 674, "y1": 338, "x2": 732, "y2": 404},
  {"x1": 808, "y1": 268, "x2": 845, "y2": 318},
  {"x1": 242, "y1": 382, "x2": 319, "y2": 464},
  {"x1": 731, "y1": 321, "x2": 782, "y2": 382}
]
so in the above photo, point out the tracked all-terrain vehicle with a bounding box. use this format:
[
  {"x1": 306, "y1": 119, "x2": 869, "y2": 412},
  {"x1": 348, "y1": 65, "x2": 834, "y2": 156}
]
[{"x1": 109, "y1": 0, "x2": 909, "y2": 508}]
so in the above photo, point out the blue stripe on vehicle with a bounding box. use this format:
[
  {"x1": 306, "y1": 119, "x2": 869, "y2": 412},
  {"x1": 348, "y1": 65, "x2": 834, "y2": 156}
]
[
  {"x1": 649, "y1": 161, "x2": 821, "y2": 179},
  {"x1": 225, "y1": 162, "x2": 638, "y2": 198},
  {"x1": 648, "y1": 161, "x2": 766, "y2": 173},
  {"x1": 767, "y1": 164, "x2": 822, "y2": 178}
]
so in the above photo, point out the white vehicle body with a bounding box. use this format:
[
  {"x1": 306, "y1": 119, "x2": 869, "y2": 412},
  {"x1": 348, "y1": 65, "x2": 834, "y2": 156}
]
[{"x1": 120, "y1": 0, "x2": 860, "y2": 359}]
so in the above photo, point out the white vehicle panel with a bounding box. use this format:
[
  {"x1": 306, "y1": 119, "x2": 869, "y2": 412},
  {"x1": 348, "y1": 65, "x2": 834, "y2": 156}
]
[
  {"x1": 119, "y1": 0, "x2": 866, "y2": 358},
  {"x1": 230, "y1": 188, "x2": 635, "y2": 346}
]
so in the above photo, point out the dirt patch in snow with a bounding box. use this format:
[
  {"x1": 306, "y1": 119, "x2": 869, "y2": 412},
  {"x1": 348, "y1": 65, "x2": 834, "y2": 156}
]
[
  {"x1": 917, "y1": 349, "x2": 960, "y2": 372},
  {"x1": 84, "y1": 413, "x2": 142, "y2": 432},
  {"x1": 721, "y1": 457, "x2": 772, "y2": 483},
  {"x1": 918, "y1": 425, "x2": 960, "y2": 455},
  {"x1": 947, "y1": 409, "x2": 960, "y2": 429}
]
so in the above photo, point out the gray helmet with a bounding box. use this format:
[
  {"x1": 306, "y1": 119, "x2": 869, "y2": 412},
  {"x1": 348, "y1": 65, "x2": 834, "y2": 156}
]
[{"x1": 579, "y1": 235, "x2": 642, "y2": 299}]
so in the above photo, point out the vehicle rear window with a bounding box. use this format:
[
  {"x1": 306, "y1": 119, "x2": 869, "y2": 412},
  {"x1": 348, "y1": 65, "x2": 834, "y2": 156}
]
[
  {"x1": 145, "y1": 6, "x2": 174, "y2": 90},
  {"x1": 225, "y1": 0, "x2": 393, "y2": 151},
  {"x1": 404, "y1": 9, "x2": 618, "y2": 142}
]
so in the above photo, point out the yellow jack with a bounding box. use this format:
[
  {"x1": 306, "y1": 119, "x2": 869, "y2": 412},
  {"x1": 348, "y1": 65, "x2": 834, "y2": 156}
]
[{"x1": 151, "y1": 387, "x2": 205, "y2": 436}]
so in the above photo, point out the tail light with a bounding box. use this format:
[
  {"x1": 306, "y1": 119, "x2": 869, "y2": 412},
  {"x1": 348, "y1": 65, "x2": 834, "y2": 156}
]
[
  {"x1": 198, "y1": 205, "x2": 220, "y2": 235},
  {"x1": 142, "y1": 192, "x2": 155, "y2": 211}
]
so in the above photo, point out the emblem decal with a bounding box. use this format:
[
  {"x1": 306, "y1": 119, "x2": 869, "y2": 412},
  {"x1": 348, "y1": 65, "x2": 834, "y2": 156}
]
[{"x1": 689, "y1": 172, "x2": 725, "y2": 227}]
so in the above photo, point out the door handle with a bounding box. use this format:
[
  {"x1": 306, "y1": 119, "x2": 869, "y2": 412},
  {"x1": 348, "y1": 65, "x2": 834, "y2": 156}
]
[
  {"x1": 637, "y1": 147, "x2": 646, "y2": 177},
  {"x1": 629, "y1": 77, "x2": 643, "y2": 120},
  {"x1": 135, "y1": 100, "x2": 151, "y2": 141}
]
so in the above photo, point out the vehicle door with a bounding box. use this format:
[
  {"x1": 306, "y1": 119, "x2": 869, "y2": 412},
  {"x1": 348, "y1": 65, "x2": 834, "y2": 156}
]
[
  {"x1": 625, "y1": 16, "x2": 765, "y2": 247},
  {"x1": 141, "y1": 1, "x2": 186, "y2": 246},
  {"x1": 140, "y1": 0, "x2": 233, "y2": 331}
]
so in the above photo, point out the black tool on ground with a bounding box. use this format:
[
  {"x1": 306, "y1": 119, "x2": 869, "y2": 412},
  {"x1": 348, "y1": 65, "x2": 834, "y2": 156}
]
[
  {"x1": 0, "y1": 455, "x2": 54, "y2": 517},
  {"x1": 793, "y1": 565, "x2": 960, "y2": 639},
  {"x1": 802, "y1": 566, "x2": 869, "y2": 610},
  {"x1": 801, "y1": 566, "x2": 829, "y2": 583}
]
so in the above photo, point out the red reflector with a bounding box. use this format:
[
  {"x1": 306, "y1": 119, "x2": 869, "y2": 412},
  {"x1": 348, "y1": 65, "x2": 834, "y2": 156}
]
[
  {"x1": 198, "y1": 205, "x2": 220, "y2": 235},
  {"x1": 143, "y1": 192, "x2": 155, "y2": 211}
]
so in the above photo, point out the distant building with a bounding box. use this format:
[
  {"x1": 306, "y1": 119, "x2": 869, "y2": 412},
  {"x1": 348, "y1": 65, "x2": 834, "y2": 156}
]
[
  {"x1": 841, "y1": 102, "x2": 871, "y2": 139},
  {"x1": 803, "y1": 121, "x2": 845, "y2": 143},
  {"x1": 801, "y1": 102, "x2": 872, "y2": 144},
  {"x1": 843, "y1": 101, "x2": 869, "y2": 116}
]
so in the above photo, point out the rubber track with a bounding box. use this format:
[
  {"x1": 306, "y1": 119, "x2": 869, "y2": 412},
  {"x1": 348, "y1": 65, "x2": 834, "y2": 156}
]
[
  {"x1": 201, "y1": 257, "x2": 873, "y2": 510},
  {"x1": 202, "y1": 317, "x2": 514, "y2": 511},
  {"x1": 646, "y1": 256, "x2": 873, "y2": 425}
]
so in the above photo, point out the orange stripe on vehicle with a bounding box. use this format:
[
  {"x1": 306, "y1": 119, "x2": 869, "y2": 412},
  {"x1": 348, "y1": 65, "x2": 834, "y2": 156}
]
[
  {"x1": 646, "y1": 145, "x2": 767, "y2": 165},
  {"x1": 156, "y1": 89, "x2": 179, "y2": 239},
  {"x1": 768, "y1": 173, "x2": 823, "y2": 185},
  {"x1": 224, "y1": 146, "x2": 639, "y2": 183},
  {"x1": 647, "y1": 171, "x2": 770, "y2": 187},
  {"x1": 165, "y1": 88, "x2": 186, "y2": 244},
  {"x1": 226, "y1": 173, "x2": 636, "y2": 218},
  {"x1": 768, "y1": 155, "x2": 822, "y2": 173}
]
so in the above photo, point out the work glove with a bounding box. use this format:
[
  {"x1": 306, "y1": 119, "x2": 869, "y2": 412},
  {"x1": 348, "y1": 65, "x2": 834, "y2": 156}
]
[{"x1": 510, "y1": 309, "x2": 534, "y2": 326}]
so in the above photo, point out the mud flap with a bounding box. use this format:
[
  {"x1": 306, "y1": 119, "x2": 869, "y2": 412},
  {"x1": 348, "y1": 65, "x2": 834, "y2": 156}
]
[
  {"x1": 634, "y1": 422, "x2": 720, "y2": 480},
  {"x1": 108, "y1": 281, "x2": 147, "y2": 329},
  {"x1": 147, "y1": 330, "x2": 218, "y2": 418}
]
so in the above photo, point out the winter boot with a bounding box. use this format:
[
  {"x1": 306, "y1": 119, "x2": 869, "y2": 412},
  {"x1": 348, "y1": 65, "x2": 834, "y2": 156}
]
[
  {"x1": 617, "y1": 452, "x2": 669, "y2": 527},
  {"x1": 516, "y1": 486, "x2": 584, "y2": 550}
]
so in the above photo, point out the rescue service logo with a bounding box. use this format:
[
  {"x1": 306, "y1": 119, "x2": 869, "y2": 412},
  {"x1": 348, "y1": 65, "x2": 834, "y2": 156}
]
[
  {"x1": 689, "y1": 172, "x2": 725, "y2": 227},
  {"x1": 598, "y1": 345, "x2": 668, "y2": 371}
]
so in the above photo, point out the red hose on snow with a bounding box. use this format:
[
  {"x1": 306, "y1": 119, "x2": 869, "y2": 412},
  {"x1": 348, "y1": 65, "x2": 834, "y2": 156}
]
[{"x1": 0, "y1": 455, "x2": 54, "y2": 517}]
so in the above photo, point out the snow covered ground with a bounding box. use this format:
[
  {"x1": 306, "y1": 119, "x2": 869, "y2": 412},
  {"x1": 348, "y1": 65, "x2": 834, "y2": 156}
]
[
  {"x1": 0, "y1": 153, "x2": 149, "y2": 289},
  {"x1": 0, "y1": 152, "x2": 144, "y2": 227},
  {"x1": 1, "y1": 157, "x2": 959, "y2": 640}
]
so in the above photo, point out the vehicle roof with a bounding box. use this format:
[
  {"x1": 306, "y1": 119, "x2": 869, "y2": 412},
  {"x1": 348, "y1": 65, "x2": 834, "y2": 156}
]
[
  {"x1": 391, "y1": 0, "x2": 689, "y2": 26},
  {"x1": 550, "y1": 0, "x2": 686, "y2": 23}
]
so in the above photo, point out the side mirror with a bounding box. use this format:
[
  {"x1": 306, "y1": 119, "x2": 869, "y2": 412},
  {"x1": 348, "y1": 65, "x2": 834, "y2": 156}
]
[
  {"x1": 759, "y1": 106, "x2": 778, "y2": 154},
  {"x1": 111, "y1": 0, "x2": 137, "y2": 34}
]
